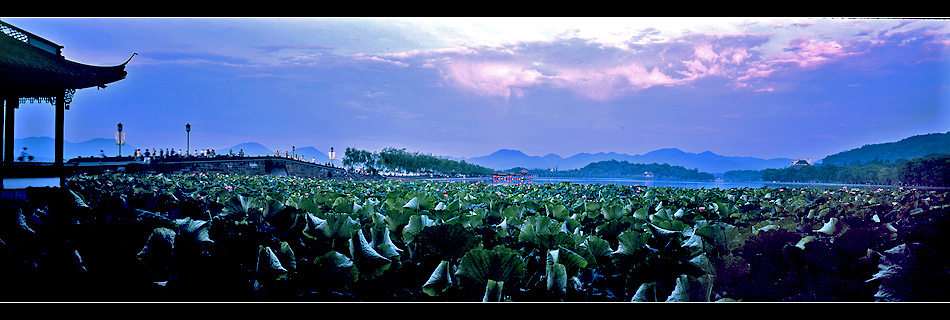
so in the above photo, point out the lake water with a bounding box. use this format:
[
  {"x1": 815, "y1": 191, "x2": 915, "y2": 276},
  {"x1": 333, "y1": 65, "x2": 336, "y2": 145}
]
[
  {"x1": 528, "y1": 177, "x2": 768, "y2": 189},
  {"x1": 481, "y1": 176, "x2": 926, "y2": 190}
]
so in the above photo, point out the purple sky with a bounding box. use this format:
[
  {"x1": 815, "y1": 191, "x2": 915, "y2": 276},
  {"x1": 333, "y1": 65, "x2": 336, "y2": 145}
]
[{"x1": 4, "y1": 17, "x2": 949, "y2": 160}]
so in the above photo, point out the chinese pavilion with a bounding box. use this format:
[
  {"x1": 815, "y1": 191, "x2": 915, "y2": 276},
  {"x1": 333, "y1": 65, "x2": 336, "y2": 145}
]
[{"x1": 1, "y1": 19, "x2": 133, "y2": 188}]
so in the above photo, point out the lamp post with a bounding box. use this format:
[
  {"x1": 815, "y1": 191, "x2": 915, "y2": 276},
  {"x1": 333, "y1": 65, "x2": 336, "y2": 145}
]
[
  {"x1": 328, "y1": 147, "x2": 335, "y2": 167},
  {"x1": 185, "y1": 123, "x2": 191, "y2": 157},
  {"x1": 115, "y1": 123, "x2": 124, "y2": 157}
]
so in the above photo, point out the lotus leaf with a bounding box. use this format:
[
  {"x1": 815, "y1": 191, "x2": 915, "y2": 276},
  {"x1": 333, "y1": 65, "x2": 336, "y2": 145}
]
[
  {"x1": 455, "y1": 246, "x2": 527, "y2": 296},
  {"x1": 550, "y1": 246, "x2": 588, "y2": 270},
  {"x1": 369, "y1": 226, "x2": 404, "y2": 261},
  {"x1": 136, "y1": 227, "x2": 176, "y2": 280},
  {"x1": 415, "y1": 223, "x2": 480, "y2": 261},
  {"x1": 300, "y1": 213, "x2": 328, "y2": 241},
  {"x1": 665, "y1": 274, "x2": 715, "y2": 302},
  {"x1": 600, "y1": 204, "x2": 625, "y2": 220},
  {"x1": 313, "y1": 251, "x2": 360, "y2": 285},
  {"x1": 612, "y1": 229, "x2": 652, "y2": 256},
  {"x1": 546, "y1": 204, "x2": 571, "y2": 221},
  {"x1": 422, "y1": 260, "x2": 455, "y2": 297},
  {"x1": 403, "y1": 197, "x2": 421, "y2": 212},
  {"x1": 256, "y1": 245, "x2": 288, "y2": 283},
  {"x1": 546, "y1": 263, "x2": 568, "y2": 294},
  {"x1": 349, "y1": 229, "x2": 392, "y2": 280},
  {"x1": 482, "y1": 279, "x2": 505, "y2": 302},
  {"x1": 278, "y1": 241, "x2": 296, "y2": 273},
  {"x1": 318, "y1": 213, "x2": 360, "y2": 240},
  {"x1": 519, "y1": 215, "x2": 575, "y2": 250},
  {"x1": 814, "y1": 217, "x2": 839, "y2": 235},
  {"x1": 631, "y1": 282, "x2": 659, "y2": 302}
]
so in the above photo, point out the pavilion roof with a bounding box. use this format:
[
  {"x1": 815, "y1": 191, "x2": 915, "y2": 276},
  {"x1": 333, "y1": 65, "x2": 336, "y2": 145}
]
[{"x1": 0, "y1": 20, "x2": 131, "y2": 100}]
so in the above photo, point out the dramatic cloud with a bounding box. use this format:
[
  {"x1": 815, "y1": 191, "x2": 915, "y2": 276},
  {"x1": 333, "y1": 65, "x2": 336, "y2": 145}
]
[{"x1": 5, "y1": 17, "x2": 949, "y2": 161}]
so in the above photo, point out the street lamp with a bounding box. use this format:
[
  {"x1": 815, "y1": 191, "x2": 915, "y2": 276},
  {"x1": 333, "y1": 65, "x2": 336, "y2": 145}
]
[
  {"x1": 115, "y1": 123, "x2": 125, "y2": 157},
  {"x1": 328, "y1": 147, "x2": 335, "y2": 167},
  {"x1": 185, "y1": 123, "x2": 191, "y2": 157}
]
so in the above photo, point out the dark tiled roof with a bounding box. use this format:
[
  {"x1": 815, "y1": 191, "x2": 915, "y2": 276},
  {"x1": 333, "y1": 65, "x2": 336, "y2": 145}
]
[{"x1": 0, "y1": 25, "x2": 130, "y2": 99}]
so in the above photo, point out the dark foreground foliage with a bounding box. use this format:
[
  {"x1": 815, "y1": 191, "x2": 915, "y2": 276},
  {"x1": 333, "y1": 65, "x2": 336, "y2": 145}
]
[{"x1": 1, "y1": 173, "x2": 948, "y2": 302}]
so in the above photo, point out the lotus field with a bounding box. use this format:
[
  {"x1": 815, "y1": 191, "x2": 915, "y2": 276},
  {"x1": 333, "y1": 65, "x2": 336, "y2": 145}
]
[{"x1": 3, "y1": 172, "x2": 949, "y2": 302}]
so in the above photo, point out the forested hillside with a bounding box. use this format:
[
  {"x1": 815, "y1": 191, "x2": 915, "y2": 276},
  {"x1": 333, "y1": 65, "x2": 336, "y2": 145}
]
[
  {"x1": 821, "y1": 132, "x2": 950, "y2": 166},
  {"x1": 754, "y1": 154, "x2": 950, "y2": 187},
  {"x1": 342, "y1": 147, "x2": 495, "y2": 176}
]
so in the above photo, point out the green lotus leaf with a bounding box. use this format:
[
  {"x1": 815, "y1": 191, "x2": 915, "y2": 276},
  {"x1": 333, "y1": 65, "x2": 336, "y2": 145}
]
[
  {"x1": 16, "y1": 209, "x2": 35, "y2": 234},
  {"x1": 585, "y1": 201, "x2": 602, "y2": 212},
  {"x1": 422, "y1": 260, "x2": 455, "y2": 297},
  {"x1": 483, "y1": 279, "x2": 505, "y2": 302},
  {"x1": 693, "y1": 220, "x2": 744, "y2": 254},
  {"x1": 631, "y1": 282, "x2": 659, "y2": 302},
  {"x1": 313, "y1": 251, "x2": 359, "y2": 285},
  {"x1": 814, "y1": 217, "x2": 839, "y2": 235},
  {"x1": 278, "y1": 241, "x2": 296, "y2": 273},
  {"x1": 384, "y1": 209, "x2": 413, "y2": 233},
  {"x1": 221, "y1": 194, "x2": 260, "y2": 221},
  {"x1": 548, "y1": 246, "x2": 588, "y2": 272},
  {"x1": 319, "y1": 213, "x2": 360, "y2": 240},
  {"x1": 546, "y1": 204, "x2": 571, "y2": 221},
  {"x1": 665, "y1": 274, "x2": 715, "y2": 302},
  {"x1": 600, "y1": 204, "x2": 626, "y2": 220},
  {"x1": 370, "y1": 226, "x2": 404, "y2": 261},
  {"x1": 416, "y1": 223, "x2": 480, "y2": 260},
  {"x1": 502, "y1": 205, "x2": 526, "y2": 220},
  {"x1": 349, "y1": 229, "x2": 392, "y2": 280},
  {"x1": 583, "y1": 235, "x2": 613, "y2": 260},
  {"x1": 256, "y1": 245, "x2": 289, "y2": 282},
  {"x1": 136, "y1": 227, "x2": 176, "y2": 279},
  {"x1": 648, "y1": 223, "x2": 683, "y2": 249},
  {"x1": 632, "y1": 207, "x2": 650, "y2": 221},
  {"x1": 682, "y1": 229, "x2": 706, "y2": 256},
  {"x1": 656, "y1": 214, "x2": 690, "y2": 232},
  {"x1": 262, "y1": 197, "x2": 286, "y2": 222},
  {"x1": 455, "y1": 246, "x2": 527, "y2": 296},
  {"x1": 867, "y1": 242, "x2": 937, "y2": 302},
  {"x1": 444, "y1": 198, "x2": 462, "y2": 212},
  {"x1": 69, "y1": 189, "x2": 91, "y2": 209},
  {"x1": 404, "y1": 196, "x2": 421, "y2": 212},
  {"x1": 301, "y1": 213, "x2": 328, "y2": 241},
  {"x1": 402, "y1": 214, "x2": 437, "y2": 243},
  {"x1": 519, "y1": 215, "x2": 575, "y2": 250},
  {"x1": 612, "y1": 229, "x2": 652, "y2": 256},
  {"x1": 471, "y1": 207, "x2": 489, "y2": 220},
  {"x1": 689, "y1": 252, "x2": 716, "y2": 275},
  {"x1": 429, "y1": 204, "x2": 461, "y2": 222},
  {"x1": 174, "y1": 217, "x2": 213, "y2": 245},
  {"x1": 329, "y1": 196, "x2": 359, "y2": 214},
  {"x1": 546, "y1": 263, "x2": 568, "y2": 294}
]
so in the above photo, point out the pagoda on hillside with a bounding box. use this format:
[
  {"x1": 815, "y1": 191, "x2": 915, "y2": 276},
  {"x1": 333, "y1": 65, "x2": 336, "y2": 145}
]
[{"x1": 1, "y1": 19, "x2": 133, "y2": 189}]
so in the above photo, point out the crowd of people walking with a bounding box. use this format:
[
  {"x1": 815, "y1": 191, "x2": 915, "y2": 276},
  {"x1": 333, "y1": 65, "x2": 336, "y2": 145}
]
[{"x1": 90, "y1": 147, "x2": 335, "y2": 167}]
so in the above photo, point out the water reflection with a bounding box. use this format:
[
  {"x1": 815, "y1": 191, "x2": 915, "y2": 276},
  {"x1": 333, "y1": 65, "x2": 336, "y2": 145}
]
[{"x1": 482, "y1": 176, "x2": 934, "y2": 190}]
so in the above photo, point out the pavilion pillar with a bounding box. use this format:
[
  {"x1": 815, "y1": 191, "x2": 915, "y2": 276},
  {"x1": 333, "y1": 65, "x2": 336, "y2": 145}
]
[
  {"x1": 4, "y1": 97, "x2": 16, "y2": 163},
  {"x1": 55, "y1": 91, "x2": 66, "y2": 186}
]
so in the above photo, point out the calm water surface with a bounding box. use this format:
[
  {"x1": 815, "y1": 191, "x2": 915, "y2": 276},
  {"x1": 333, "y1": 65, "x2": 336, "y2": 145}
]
[{"x1": 451, "y1": 176, "x2": 926, "y2": 190}]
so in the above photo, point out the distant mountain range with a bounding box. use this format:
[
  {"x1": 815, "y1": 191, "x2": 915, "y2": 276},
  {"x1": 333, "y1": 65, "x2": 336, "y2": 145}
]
[
  {"x1": 11, "y1": 137, "x2": 136, "y2": 162},
  {"x1": 461, "y1": 148, "x2": 796, "y2": 174},
  {"x1": 12, "y1": 131, "x2": 948, "y2": 174}
]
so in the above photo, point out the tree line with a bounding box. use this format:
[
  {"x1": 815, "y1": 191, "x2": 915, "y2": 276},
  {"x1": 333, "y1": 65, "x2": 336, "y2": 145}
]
[
  {"x1": 342, "y1": 147, "x2": 495, "y2": 177},
  {"x1": 524, "y1": 159, "x2": 716, "y2": 181},
  {"x1": 726, "y1": 154, "x2": 950, "y2": 187}
]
